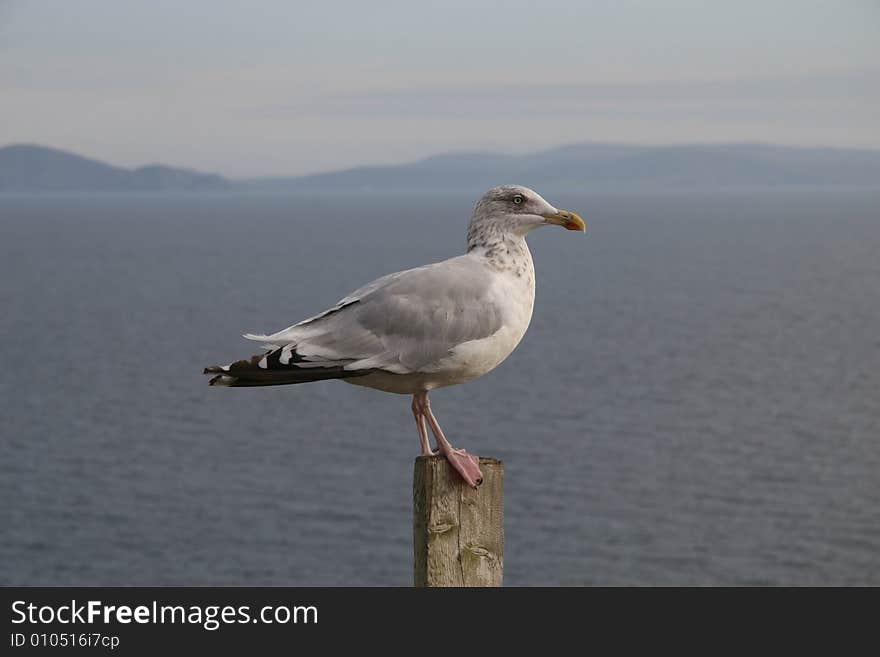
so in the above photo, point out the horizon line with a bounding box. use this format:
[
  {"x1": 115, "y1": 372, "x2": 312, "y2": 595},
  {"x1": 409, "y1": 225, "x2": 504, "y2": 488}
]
[{"x1": 4, "y1": 139, "x2": 880, "y2": 182}]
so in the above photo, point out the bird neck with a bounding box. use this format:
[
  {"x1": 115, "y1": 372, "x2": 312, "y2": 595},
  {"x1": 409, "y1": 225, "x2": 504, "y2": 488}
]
[
  {"x1": 467, "y1": 221, "x2": 524, "y2": 252},
  {"x1": 468, "y1": 231, "x2": 534, "y2": 278}
]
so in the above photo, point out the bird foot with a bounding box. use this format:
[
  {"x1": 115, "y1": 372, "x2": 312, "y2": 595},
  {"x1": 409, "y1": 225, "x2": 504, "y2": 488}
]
[{"x1": 438, "y1": 445, "x2": 483, "y2": 488}]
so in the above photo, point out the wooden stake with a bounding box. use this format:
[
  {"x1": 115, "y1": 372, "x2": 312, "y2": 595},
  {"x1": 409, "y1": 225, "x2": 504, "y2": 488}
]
[{"x1": 413, "y1": 455, "x2": 504, "y2": 587}]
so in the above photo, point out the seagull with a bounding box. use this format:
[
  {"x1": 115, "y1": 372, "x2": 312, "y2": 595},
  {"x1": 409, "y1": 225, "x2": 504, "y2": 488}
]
[{"x1": 204, "y1": 185, "x2": 585, "y2": 487}]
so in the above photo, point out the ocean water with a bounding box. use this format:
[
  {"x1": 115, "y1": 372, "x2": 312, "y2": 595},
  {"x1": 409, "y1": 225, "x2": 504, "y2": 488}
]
[{"x1": 1, "y1": 188, "x2": 878, "y2": 586}]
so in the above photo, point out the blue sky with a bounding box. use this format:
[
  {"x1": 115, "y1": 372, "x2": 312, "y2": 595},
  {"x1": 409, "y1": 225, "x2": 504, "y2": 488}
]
[{"x1": 1, "y1": 0, "x2": 878, "y2": 177}]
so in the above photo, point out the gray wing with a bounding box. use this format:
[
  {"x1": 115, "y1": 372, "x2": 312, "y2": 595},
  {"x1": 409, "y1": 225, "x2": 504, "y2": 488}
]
[{"x1": 243, "y1": 255, "x2": 506, "y2": 374}]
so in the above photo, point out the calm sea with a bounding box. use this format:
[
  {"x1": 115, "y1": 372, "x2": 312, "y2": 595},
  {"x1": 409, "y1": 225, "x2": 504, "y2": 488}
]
[{"x1": 1, "y1": 188, "x2": 878, "y2": 586}]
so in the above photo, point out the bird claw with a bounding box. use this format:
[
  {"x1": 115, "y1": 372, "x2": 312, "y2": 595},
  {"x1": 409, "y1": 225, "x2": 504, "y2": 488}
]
[{"x1": 440, "y1": 447, "x2": 483, "y2": 488}]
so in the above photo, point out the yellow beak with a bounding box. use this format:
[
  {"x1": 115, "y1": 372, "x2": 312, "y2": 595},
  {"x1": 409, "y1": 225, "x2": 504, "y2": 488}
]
[{"x1": 541, "y1": 209, "x2": 586, "y2": 233}]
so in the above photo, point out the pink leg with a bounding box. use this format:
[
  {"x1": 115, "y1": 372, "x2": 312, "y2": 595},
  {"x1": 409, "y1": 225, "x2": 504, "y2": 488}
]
[
  {"x1": 411, "y1": 395, "x2": 435, "y2": 456},
  {"x1": 414, "y1": 391, "x2": 483, "y2": 488}
]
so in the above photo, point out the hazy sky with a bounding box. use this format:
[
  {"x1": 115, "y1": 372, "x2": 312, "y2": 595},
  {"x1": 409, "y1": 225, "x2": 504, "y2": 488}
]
[{"x1": 1, "y1": 1, "x2": 878, "y2": 177}]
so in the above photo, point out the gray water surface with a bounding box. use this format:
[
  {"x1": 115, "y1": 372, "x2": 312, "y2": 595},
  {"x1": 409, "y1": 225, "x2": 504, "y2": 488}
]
[{"x1": 2, "y1": 189, "x2": 879, "y2": 585}]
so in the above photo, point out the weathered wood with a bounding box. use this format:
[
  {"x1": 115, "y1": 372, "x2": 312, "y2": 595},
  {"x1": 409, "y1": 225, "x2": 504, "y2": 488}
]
[{"x1": 413, "y1": 455, "x2": 504, "y2": 587}]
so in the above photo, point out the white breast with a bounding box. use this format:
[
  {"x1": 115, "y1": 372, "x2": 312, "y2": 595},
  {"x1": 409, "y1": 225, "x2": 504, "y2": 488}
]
[{"x1": 419, "y1": 247, "x2": 535, "y2": 387}]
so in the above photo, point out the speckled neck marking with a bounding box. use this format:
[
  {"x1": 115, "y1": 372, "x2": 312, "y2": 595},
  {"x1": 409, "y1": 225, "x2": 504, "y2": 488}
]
[{"x1": 468, "y1": 228, "x2": 535, "y2": 283}]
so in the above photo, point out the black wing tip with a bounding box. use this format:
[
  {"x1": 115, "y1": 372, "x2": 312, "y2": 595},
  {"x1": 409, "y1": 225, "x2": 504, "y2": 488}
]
[{"x1": 204, "y1": 365, "x2": 234, "y2": 386}]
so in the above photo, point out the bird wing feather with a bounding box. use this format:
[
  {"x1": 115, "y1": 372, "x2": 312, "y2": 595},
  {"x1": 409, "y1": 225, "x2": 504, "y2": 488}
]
[{"x1": 243, "y1": 255, "x2": 506, "y2": 374}]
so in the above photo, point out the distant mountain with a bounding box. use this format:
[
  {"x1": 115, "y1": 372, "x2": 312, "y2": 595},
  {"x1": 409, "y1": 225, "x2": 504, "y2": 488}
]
[
  {"x1": 245, "y1": 142, "x2": 880, "y2": 192},
  {"x1": 3, "y1": 142, "x2": 879, "y2": 193},
  {"x1": 0, "y1": 144, "x2": 229, "y2": 192}
]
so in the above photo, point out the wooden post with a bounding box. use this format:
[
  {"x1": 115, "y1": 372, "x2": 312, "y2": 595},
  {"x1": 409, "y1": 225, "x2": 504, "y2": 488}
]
[{"x1": 413, "y1": 455, "x2": 504, "y2": 587}]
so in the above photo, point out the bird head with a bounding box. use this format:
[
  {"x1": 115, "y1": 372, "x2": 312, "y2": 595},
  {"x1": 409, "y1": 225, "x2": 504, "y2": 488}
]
[{"x1": 469, "y1": 185, "x2": 585, "y2": 242}]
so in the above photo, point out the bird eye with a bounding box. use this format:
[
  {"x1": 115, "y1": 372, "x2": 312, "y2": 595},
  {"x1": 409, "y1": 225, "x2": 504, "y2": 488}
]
[{"x1": 512, "y1": 195, "x2": 524, "y2": 205}]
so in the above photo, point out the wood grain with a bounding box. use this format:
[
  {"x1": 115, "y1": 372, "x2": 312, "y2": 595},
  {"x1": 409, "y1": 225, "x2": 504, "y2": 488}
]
[{"x1": 413, "y1": 455, "x2": 504, "y2": 587}]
